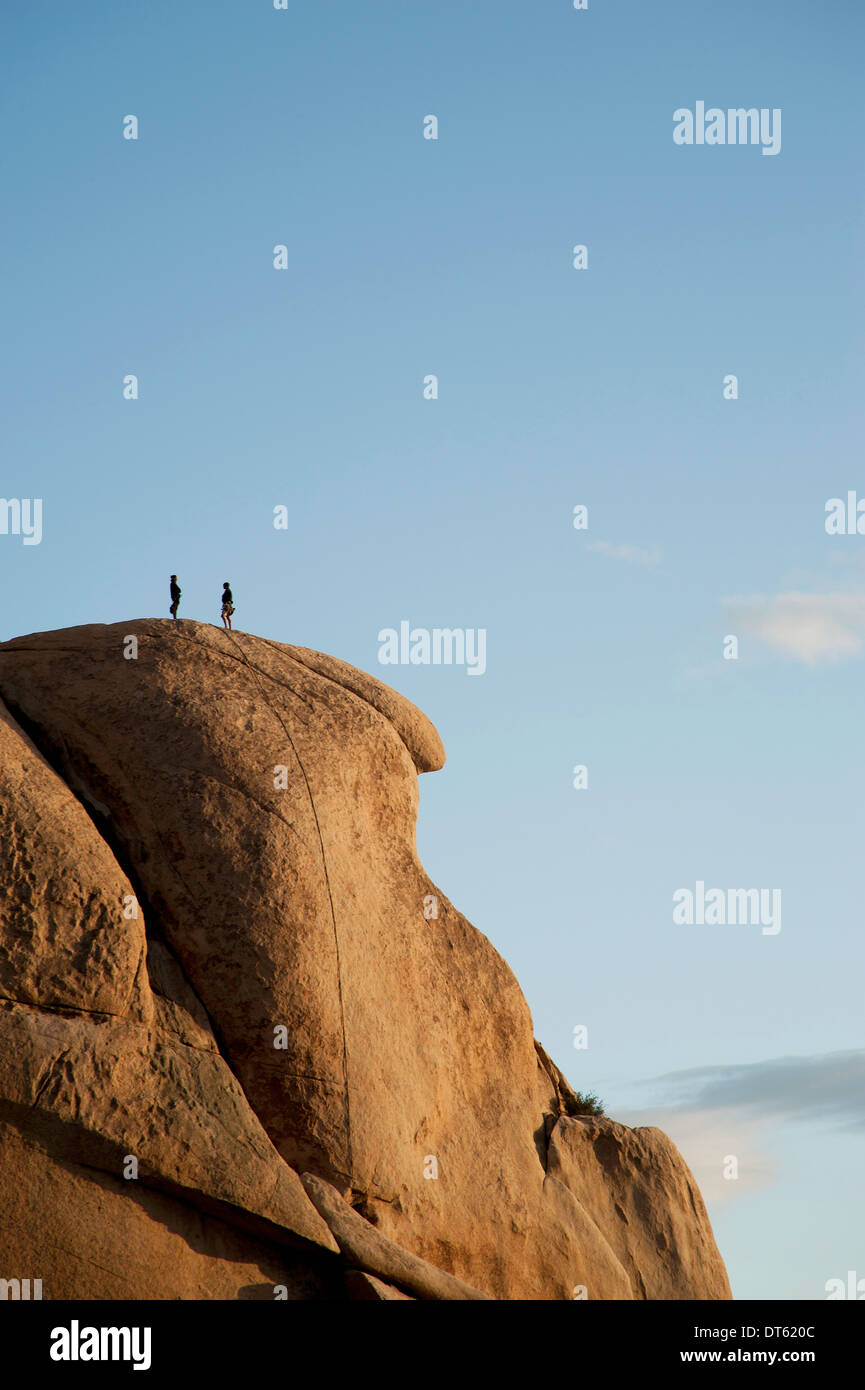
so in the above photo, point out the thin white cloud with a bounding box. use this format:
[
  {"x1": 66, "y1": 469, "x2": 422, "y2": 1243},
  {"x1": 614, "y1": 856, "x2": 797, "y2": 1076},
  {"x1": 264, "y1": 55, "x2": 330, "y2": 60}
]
[
  {"x1": 725, "y1": 592, "x2": 865, "y2": 664},
  {"x1": 588, "y1": 540, "x2": 661, "y2": 567},
  {"x1": 614, "y1": 1104, "x2": 777, "y2": 1205}
]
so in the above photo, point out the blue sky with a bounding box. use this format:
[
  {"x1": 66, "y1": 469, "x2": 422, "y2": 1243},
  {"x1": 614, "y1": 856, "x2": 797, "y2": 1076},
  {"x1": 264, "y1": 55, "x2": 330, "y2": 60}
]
[{"x1": 2, "y1": 0, "x2": 864, "y2": 1300}]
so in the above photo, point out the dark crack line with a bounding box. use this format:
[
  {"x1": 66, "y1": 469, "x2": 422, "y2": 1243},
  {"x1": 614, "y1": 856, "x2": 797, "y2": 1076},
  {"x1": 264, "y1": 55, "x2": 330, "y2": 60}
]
[
  {"x1": 165, "y1": 628, "x2": 318, "y2": 719},
  {"x1": 164, "y1": 764, "x2": 312, "y2": 853},
  {"x1": 0, "y1": 991, "x2": 124, "y2": 1019},
  {"x1": 270, "y1": 641, "x2": 424, "y2": 765},
  {"x1": 221, "y1": 628, "x2": 354, "y2": 1184}
]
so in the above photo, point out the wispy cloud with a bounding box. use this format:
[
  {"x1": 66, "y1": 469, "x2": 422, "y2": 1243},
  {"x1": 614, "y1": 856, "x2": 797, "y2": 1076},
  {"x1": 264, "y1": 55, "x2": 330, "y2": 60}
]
[
  {"x1": 649, "y1": 1050, "x2": 865, "y2": 1129},
  {"x1": 588, "y1": 540, "x2": 662, "y2": 567},
  {"x1": 725, "y1": 592, "x2": 865, "y2": 664}
]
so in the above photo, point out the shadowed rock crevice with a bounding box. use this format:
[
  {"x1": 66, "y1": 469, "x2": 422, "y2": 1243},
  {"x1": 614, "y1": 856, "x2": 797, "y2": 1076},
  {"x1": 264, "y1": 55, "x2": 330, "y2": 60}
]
[
  {"x1": 0, "y1": 1122, "x2": 342, "y2": 1300},
  {"x1": 0, "y1": 1096, "x2": 336, "y2": 1260}
]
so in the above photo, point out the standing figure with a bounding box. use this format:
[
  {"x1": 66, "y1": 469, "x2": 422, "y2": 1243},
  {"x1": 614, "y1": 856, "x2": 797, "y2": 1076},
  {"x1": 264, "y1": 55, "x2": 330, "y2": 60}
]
[
  {"x1": 221, "y1": 582, "x2": 234, "y2": 630},
  {"x1": 169, "y1": 574, "x2": 181, "y2": 621}
]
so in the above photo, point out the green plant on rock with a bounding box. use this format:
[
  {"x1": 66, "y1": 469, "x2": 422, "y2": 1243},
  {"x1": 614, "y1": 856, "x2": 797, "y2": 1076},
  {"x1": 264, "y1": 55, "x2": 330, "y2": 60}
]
[{"x1": 564, "y1": 1090, "x2": 605, "y2": 1117}]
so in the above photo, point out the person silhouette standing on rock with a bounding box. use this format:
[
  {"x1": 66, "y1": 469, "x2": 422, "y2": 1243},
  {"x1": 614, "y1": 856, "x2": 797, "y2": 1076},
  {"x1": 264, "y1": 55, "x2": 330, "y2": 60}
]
[
  {"x1": 169, "y1": 575, "x2": 181, "y2": 621},
  {"x1": 221, "y1": 582, "x2": 234, "y2": 630}
]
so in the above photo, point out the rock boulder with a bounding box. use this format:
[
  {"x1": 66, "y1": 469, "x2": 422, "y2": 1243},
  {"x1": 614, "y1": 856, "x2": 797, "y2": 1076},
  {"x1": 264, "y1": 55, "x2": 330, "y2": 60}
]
[{"x1": 0, "y1": 621, "x2": 731, "y2": 1300}]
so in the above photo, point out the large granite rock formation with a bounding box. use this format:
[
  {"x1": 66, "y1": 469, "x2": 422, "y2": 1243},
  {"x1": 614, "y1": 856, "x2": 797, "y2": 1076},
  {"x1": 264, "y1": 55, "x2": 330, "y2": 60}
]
[{"x1": 0, "y1": 620, "x2": 731, "y2": 1300}]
